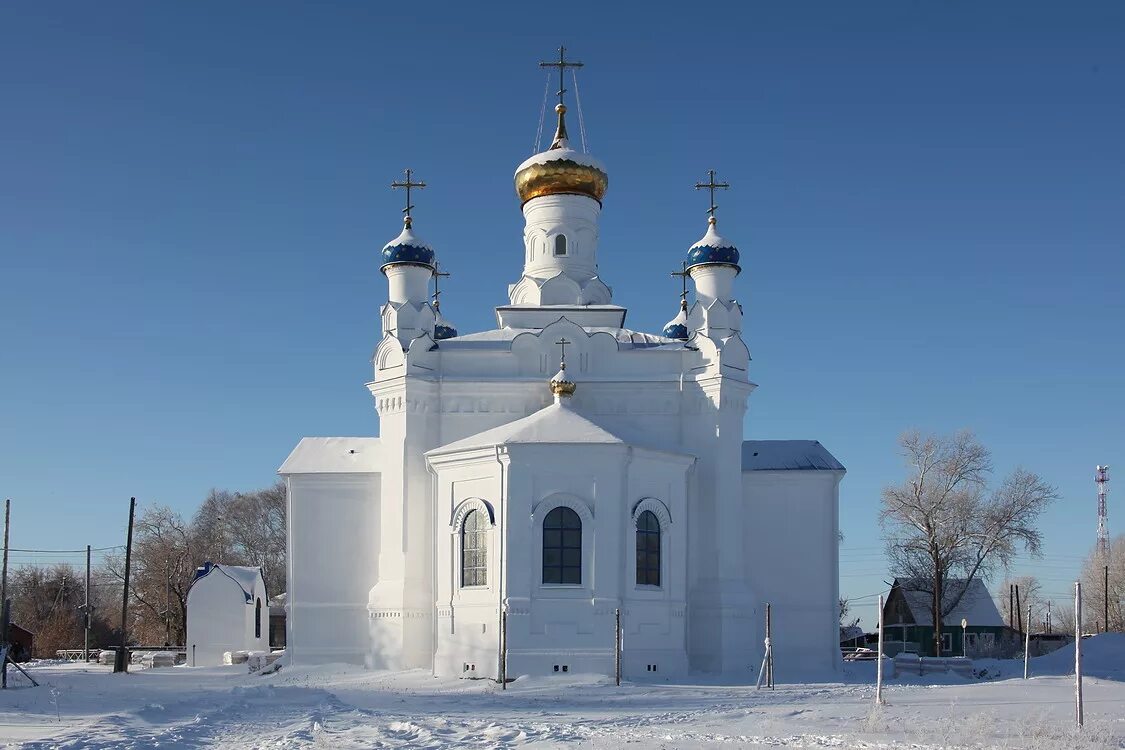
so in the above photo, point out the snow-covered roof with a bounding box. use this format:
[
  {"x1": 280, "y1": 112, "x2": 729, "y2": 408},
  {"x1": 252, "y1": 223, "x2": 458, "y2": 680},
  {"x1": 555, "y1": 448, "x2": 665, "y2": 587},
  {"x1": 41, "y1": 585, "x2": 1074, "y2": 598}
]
[
  {"x1": 429, "y1": 401, "x2": 624, "y2": 455},
  {"x1": 278, "y1": 437, "x2": 380, "y2": 474},
  {"x1": 894, "y1": 577, "x2": 1004, "y2": 627},
  {"x1": 741, "y1": 440, "x2": 845, "y2": 472},
  {"x1": 193, "y1": 563, "x2": 264, "y2": 603},
  {"x1": 439, "y1": 326, "x2": 688, "y2": 351}
]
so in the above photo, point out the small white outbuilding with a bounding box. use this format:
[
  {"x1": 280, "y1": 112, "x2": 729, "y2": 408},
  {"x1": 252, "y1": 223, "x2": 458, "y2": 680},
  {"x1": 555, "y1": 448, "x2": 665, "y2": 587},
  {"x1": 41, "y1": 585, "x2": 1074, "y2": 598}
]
[{"x1": 186, "y1": 562, "x2": 268, "y2": 666}]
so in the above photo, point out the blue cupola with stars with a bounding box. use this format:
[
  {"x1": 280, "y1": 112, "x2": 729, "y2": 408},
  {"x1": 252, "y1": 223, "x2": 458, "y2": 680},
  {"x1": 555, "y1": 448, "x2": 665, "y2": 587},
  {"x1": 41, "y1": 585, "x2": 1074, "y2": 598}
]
[
  {"x1": 380, "y1": 220, "x2": 436, "y2": 272},
  {"x1": 685, "y1": 218, "x2": 740, "y2": 273},
  {"x1": 662, "y1": 301, "x2": 690, "y2": 340},
  {"x1": 685, "y1": 169, "x2": 740, "y2": 274}
]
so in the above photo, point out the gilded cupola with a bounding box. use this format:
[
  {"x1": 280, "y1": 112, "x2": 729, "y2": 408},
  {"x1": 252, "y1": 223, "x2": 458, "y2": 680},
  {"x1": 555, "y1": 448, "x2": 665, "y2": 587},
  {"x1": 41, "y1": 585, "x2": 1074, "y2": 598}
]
[{"x1": 514, "y1": 103, "x2": 609, "y2": 206}]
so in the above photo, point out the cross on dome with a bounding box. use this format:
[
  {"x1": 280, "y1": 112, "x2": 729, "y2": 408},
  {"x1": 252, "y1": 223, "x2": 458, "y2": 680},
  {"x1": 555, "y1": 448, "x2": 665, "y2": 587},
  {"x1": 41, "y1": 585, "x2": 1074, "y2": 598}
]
[
  {"x1": 431, "y1": 263, "x2": 450, "y2": 311},
  {"x1": 391, "y1": 168, "x2": 426, "y2": 228},
  {"x1": 381, "y1": 167, "x2": 436, "y2": 273},
  {"x1": 539, "y1": 45, "x2": 584, "y2": 108},
  {"x1": 695, "y1": 169, "x2": 730, "y2": 225},
  {"x1": 549, "y1": 337, "x2": 576, "y2": 398},
  {"x1": 671, "y1": 261, "x2": 690, "y2": 311}
]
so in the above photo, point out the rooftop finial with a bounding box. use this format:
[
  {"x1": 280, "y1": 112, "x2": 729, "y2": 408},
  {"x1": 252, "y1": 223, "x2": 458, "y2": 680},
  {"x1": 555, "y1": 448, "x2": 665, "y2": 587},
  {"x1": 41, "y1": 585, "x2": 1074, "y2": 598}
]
[
  {"x1": 540, "y1": 46, "x2": 583, "y2": 149},
  {"x1": 391, "y1": 168, "x2": 427, "y2": 228},
  {"x1": 695, "y1": 169, "x2": 731, "y2": 226},
  {"x1": 549, "y1": 336, "x2": 577, "y2": 398}
]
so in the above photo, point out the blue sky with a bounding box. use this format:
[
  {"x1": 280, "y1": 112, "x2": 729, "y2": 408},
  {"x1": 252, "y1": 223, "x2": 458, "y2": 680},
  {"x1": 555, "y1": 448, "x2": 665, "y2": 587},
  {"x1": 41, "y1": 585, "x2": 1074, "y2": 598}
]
[{"x1": 2, "y1": 1, "x2": 1122, "y2": 626}]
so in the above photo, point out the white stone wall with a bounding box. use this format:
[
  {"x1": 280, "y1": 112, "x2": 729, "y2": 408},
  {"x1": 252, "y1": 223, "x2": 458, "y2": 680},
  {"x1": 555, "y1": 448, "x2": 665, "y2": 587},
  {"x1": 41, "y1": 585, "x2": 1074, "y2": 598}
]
[
  {"x1": 743, "y1": 469, "x2": 843, "y2": 677},
  {"x1": 186, "y1": 571, "x2": 267, "y2": 667},
  {"x1": 286, "y1": 474, "x2": 380, "y2": 667}
]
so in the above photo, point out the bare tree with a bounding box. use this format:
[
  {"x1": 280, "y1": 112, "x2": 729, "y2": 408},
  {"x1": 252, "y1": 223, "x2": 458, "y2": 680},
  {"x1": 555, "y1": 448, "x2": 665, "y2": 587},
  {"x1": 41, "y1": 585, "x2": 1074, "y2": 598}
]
[
  {"x1": 105, "y1": 505, "x2": 200, "y2": 646},
  {"x1": 1081, "y1": 534, "x2": 1124, "y2": 632},
  {"x1": 6, "y1": 564, "x2": 116, "y2": 656},
  {"x1": 102, "y1": 482, "x2": 288, "y2": 645},
  {"x1": 880, "y1": 430, "x2": 1058, "y2": 655},
  {"x1": 997, "y1": 575, "x2": 1043, "y2": 631}
]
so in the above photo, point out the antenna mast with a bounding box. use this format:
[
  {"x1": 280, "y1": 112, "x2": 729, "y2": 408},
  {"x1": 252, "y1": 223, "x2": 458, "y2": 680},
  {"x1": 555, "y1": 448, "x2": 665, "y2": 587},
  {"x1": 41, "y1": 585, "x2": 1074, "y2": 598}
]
[{"x1": 1096, "y1": 465, "x2": 1109, "y2": 556}]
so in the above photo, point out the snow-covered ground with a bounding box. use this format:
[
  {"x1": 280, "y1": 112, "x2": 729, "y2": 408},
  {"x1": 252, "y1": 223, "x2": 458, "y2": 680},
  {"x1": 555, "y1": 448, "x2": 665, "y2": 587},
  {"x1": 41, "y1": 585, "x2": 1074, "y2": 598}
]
[{"x1": 2, "y1": 635, "x2": 1123, "y2": 749}]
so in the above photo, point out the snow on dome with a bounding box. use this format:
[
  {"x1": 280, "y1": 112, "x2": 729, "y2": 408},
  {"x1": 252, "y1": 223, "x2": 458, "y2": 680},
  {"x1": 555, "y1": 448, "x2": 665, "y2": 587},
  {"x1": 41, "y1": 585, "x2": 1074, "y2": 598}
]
[
  {"x1": 380, "y1": 222, "x2": 436, "y2": 271},
  {"x1": 514, "y1": 105, "x2": 608, "y2": 205},
  {"x1": 662, "y1": 304, "x2": 690, "y2": 340},
  {"x1": 685, "y1": 220, "x2": 740, "y2": 271},
  {"x1": 433, "y1": 311, "x2": 458, "y2": 341}
]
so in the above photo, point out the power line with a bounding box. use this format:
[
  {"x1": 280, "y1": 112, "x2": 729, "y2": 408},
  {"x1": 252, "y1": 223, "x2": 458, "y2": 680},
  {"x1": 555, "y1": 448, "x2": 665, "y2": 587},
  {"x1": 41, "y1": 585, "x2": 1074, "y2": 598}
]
[{"x1": 1, "y1": 546, "x2": 122, "y2": 554}]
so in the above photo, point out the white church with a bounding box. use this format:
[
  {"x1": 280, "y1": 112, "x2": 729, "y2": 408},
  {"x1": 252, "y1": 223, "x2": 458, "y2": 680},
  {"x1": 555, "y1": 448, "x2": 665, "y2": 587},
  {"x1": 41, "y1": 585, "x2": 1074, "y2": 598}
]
[{"x1": 280, "y1": 54, "x2": 845, "y2": 681}]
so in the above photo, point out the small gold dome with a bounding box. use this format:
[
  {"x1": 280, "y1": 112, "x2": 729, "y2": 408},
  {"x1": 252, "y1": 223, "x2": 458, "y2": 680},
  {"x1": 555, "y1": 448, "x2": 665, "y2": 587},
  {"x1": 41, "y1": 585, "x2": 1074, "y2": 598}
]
[{"x1": 514, "y1": 105, "x2": 608, "y2": 205}]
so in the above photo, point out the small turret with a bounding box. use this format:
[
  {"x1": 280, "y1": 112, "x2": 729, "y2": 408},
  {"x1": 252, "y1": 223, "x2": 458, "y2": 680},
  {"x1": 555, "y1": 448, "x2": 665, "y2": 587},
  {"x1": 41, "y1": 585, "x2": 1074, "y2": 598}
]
[{"x1": 380, "y1": 169, "x2": 438, "y2": 348}]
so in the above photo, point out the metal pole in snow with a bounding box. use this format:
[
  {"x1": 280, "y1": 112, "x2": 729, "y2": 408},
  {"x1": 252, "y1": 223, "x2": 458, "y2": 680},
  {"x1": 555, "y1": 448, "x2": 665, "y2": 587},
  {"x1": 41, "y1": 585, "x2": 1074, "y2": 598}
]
[
  {"x1": 84, "y1": 545, "x2": 91, "y2": 663},
  {"x1": 500, "y1": 609, "x2": 507, "y2": 690},
  {"x1": 1106, "y1": 565, "x2": 1110, "y2": 634},
  {"x1": 1023, "y1": 605, "x2": 1031, "y2": 679},
  {"x1": 614, "y1": 608, "x2": 621, "y2": 687},
  {"x1": 766, "y1": 603, "x2": 774, "y2": 689},
  {"x1": 875, "y1": 595, "x2": 885, "y2": 705},
  {"x1": 1075, "y1": 581, "x2": 1083, "y2": 727}
]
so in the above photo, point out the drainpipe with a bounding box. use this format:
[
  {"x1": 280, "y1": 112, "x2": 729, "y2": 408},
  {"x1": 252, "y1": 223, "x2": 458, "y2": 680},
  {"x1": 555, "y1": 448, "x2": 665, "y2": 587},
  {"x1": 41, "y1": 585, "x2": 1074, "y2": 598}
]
[{"x1": 495, "y1": 445, "x2": 508, "y2": 683}]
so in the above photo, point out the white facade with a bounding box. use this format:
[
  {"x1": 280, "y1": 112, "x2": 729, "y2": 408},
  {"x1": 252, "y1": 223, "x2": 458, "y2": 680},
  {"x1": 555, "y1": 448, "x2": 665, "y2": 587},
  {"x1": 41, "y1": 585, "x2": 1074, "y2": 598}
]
[
  {"x1": 280, "y1": 90, "x2": 845, "y2": 681},
  {"x1": 186, "y1": 563, "x2": 268, "y2": 666}
]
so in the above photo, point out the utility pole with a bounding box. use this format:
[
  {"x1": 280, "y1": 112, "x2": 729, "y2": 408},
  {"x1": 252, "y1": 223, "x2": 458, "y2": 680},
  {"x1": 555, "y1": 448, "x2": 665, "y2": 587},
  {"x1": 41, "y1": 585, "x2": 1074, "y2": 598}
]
[
  {"x1": 875, "y1": 595, "x2": 885, "y2": 705},
  {"x1": 1015, "y1": 585, "x2": 1023, "y2": 637},
  {"x1": 164, "y1": 560, "x2": 171, "y2": 646},
  {"x1": 114, "y1": 497, "x2": 136, "y2": 674},
  {"x1": 1, "y1": 499, "x2": 9, "y2": 637},
  {"x1": 1047, "y1": 600, "x2": 1052, "y2": 634},
  {"x1": 83, "y1": 545, "x2": 91, "y2": 662},
  {"x1": 1075, "y1": 581, "x2": 1084, "y2": 727},
  {"x1": 1009, "y1": 585, "x2": 1014, "y2": 630}
]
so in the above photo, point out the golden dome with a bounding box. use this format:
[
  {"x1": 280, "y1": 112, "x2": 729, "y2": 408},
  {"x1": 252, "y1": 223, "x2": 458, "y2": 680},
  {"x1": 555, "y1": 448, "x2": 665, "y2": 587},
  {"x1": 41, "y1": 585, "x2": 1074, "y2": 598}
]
[{"x1": 514, "y1": 105, "x2": 608, "y2": 205}]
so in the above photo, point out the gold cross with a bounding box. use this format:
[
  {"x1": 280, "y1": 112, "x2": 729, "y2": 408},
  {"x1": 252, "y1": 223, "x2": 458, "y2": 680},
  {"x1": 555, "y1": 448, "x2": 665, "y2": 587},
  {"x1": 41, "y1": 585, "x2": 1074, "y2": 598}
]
[
  {"x1": 391, "y1": 168, "x2": 426, "y2": 224},
  {"x1": 694, "y1": 169, "x2": 730, "y2": 220},
  {"x1": 540, "y1": 45, "x2": 584, "y2": 107}
]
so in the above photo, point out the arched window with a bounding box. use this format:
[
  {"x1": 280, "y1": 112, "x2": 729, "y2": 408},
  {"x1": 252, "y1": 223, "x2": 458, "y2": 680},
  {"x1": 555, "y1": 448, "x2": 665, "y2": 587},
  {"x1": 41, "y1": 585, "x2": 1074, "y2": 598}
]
[
  {"x1": 542, "y1": 507, "x2": 581, "y2": 584},
  {"x1": 255, "y1": 598, "x2": 262, "y2": 639},
  {"x1": 461, "y1": 509, "x2": 488, "y2": 587},
  {"x1": 636, "y1": 510, "x2": 661, "y2": 586},
  {"x1": 554, "y1": 234, "x2": 567, "y2": 256}
]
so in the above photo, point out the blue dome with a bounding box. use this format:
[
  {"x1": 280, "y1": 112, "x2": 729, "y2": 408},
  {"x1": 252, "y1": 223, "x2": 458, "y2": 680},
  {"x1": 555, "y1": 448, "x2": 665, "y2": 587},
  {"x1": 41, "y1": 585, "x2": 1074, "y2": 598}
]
[
  {"x1": 685, "y1": 221, "x2": 740, "y2": 272},
  {"x1": 662, "y1": 322, "x2": 689, "y2": 340},
  {"x1": 662, "y1": 304, "x2": 690, "y2": 340},
  {"x1": 434, "y1": 322, "x2": 458, "y2": 340},
  {"x1": 380, "y1": 223, "x2": 435, "y2": 272}
]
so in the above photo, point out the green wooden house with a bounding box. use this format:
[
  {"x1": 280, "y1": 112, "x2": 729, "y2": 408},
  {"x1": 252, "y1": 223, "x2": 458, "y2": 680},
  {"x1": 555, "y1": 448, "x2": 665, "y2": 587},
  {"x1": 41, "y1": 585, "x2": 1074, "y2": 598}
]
[{"x1": 882, "y1": 578, "x2": 1007, "y2": 657}]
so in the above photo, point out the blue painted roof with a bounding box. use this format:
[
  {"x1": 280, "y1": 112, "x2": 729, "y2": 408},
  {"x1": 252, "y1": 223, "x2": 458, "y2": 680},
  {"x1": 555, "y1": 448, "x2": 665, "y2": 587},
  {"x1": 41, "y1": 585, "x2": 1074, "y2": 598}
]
[
  {"x1": 741, "y1": 440, "x2": 845, "y2": 471},
  {"x1": 380, "y1": 223, "x2": 435, "y2": 271},
  {"x1": 686, "y1": 221, "x2": 740, "y2": 271}
]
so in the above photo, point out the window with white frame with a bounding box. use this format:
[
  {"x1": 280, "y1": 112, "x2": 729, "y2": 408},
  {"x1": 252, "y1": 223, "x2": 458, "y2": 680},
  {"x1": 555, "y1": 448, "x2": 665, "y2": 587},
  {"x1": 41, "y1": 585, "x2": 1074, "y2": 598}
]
[
  {"x1": 542, "y1": 506, "x2": 581, "y2": 584},
  {"x1": 635, "y1": 510, "x2": 661, "y2": 586},
  {"x1": 461, "y1": 509, "x2": 488, "y2": 587}
]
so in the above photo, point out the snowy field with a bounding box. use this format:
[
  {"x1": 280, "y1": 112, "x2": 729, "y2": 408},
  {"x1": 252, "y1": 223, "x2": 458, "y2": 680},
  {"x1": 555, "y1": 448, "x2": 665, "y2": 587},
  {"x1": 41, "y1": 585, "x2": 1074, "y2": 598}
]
[{"x1": 2, "y1": 636, "x2": 1124, "y2": 749}]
